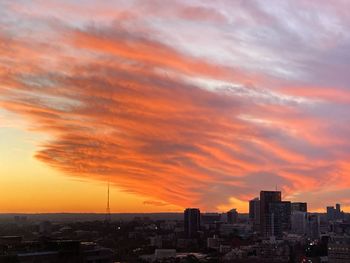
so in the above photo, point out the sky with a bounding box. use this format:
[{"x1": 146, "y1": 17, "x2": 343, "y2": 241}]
[{"x1": 1, "y1": 0, "x2": 350, "y2": 213}]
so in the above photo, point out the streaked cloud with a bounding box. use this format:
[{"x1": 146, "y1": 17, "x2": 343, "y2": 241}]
[{"x1": 1, "y1": 0, "x2": 350, "y2": 211}]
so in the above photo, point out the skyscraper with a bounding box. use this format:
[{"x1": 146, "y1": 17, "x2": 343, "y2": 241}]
[
  {"x1": 307, "y1": 214, "x2": 320, "y2": 239},
  {"x1": 249, "y1": 198, "x2": 260, "y2": 232},
  {"x1": 269, "y1": 201, "x2": 291, "y2": 237},
  {"x1": 291, "y1": 211, "x2": 307, "y2": 235},
  {"x1": 327, "y1": 206, "x2": 336, "y2": 221},
  {"x1": 227, "y1": 209, "x2": 238, "y2": 224},
  {"x1": 291, "y1": 202, "x2": 307, "y2": 213},
  {"x1": 184, "y1": 208, "x2": 201, "y2": 238},
  {"x1": 260, "y1": 191, "x2": 281, "y2": 238},
  {"x1": 335, "y1": 203, "x2": 343, "y2": 220}
]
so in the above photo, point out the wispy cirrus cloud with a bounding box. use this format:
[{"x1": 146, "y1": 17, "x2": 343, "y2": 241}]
[{"x1": 1, "y1": 0, "x2": 350, "y2": 211}]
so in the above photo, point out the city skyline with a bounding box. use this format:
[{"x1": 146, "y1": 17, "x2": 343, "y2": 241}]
[{"x1": 2, "y1": 1, "x2": 350, "y2": 213}]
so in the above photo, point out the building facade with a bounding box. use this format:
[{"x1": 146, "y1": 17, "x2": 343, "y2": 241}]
[
  {"x1": 227, "y1": 209, "x2": 238, "y2": 224},
  {"x1": 291, "y1": 202, "x2": 307, "y2": 213},
  {"x1": 249, "y1": 197, "x2": 260, "y2": 232},
  {"x1": 260, "y1": 191, "x2": 281, "y2": 238},
  {"x1": 184, "y1": 208, "x2": 201, "y2": 238}
]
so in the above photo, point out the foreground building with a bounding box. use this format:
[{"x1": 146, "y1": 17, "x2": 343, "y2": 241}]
[
  {"x1": 227, "y1": 209, "x2": 238, "y2": 224},
  {"x1": 184, "y1": 208, "x2": 201, "y2": 238},
  {"x1": 260, "y1": 191, "x2": 281, "y2": 238},
  {"x1": 291, "y1": 202, "x2": 307, "y2": 213},
  {"x1": 328, "y1": 236, "x2": 350, "y2": 263},
  {"x1": 249, "y1": 198, "x2": 260, "y2": 232}
]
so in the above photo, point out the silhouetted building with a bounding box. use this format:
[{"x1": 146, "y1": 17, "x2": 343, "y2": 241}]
[
  {"x1": 291, "y1": 211, "x2": 307, "y2": 235},
  {"x1": 227, "y1": 209, "x2": 238, "y2": 224},
  {"x1": 39, "y1": 221, "x2": 52, "y2": 236},
  {"x1": 328, "y1": 236, "x2": 350, "y2": 263},
  {"x1": 0, "y1": 238, "x2": 113, "y2": 263},
  {"x1": 291, "y1": 202, "x2": 307, "y2": 213},
  {"x1": 249, "y1": 197, "x2": 260, "y2": 232},
  {"x1": 327, "y1": 206, "x2": 336, "y2": 221},
  {"x1": 201, "y1": 213, "x2": 221, "y2": 225},
  {"x1": 269, "y1": 201, "x2": 291, "y2": 237},
  {"x1": 184, "y1": 208, "x2": 201, "y2": 238},
  {"x1": 307, "y1": 214, "x2": 320, "y2": 239},
  {"x1": 327, "y1": 204, "x2": 344, "y2": 221},
  {"x1": 260, "y1": 191, "x2": 281, "y2": 238},
  {"x1": 335, "y1": 203, "x2": 344, "y2": 220}
]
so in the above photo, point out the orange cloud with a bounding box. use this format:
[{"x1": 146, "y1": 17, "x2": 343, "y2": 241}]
[{"x1": 2, "y1": 2, "x2": 350, "y2": 212}]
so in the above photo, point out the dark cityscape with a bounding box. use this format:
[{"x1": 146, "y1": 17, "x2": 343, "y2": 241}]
[
  {"x1": 2, "y1": 0, "x2": 350, "y2": 262},
  {"x1": 1, "y1": 191, "x2": 349, "y2": 262}
]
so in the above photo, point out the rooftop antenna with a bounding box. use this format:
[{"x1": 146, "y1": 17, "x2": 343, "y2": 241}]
[{"x1": 105, "y1": 180, "x2": 111, "y2": 222}]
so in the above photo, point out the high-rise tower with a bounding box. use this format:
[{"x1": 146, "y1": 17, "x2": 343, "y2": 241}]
[
  {"x1": 184, "y1": 208, "x2": 200, "y2": 238},
  {"x1": 260, "y1": 191, "x2": 281, "y2": 238}
]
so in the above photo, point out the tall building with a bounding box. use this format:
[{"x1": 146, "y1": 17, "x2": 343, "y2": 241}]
[
  {"x1": 327, "y1": 206, "x2": 336, "y2": 221},
  {"x1": 335, "y1": 203, "x2": 343, "y2": 220},
  {"x1": 269, "y1": 201, "x2": 291, "y2": 238},
  {"x1": 227, "y1": 209, "x2": 238, "y2": 224},
  {"x1": 306, "y1": 214, "x2": 320, "y2": 239},
  {"x1": 291, "y1": 211, "x2": 307, "y2": 235},
  {"x1": 291, "y1": 202, "x2": 307, "y2": 213},
  {"x1": 184, "y1": 208, "x2": 201, "y2": 238},
  {"x1": 249, "y1": 198, "x2": 260, "y2": 232},
  {"x1": 260, "y1": 191, "x2": 281, "y2": 238},
  {"x1": 327, "y1": 204, "x2": 343, "y2": 221}
]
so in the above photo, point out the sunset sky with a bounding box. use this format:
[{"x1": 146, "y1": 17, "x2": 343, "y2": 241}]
[{"x1": 1, "y1": 0, "x2": 350, "y2": 213}]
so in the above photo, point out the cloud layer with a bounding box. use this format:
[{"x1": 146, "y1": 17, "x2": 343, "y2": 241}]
[{"x1": 1, "y1": 0, "x2": 350, "y2": 211}]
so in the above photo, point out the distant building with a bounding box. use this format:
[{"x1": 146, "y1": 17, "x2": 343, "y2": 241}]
[
  {"x1": 327, "y1": 204, "x2": 344, "y2": 221},
  {"x1": 0, "y1": 239, "x2": 113, "y2": 263},
  {"x1": 260, "y1": 191, "x2": 281, "y2": 238},
  {"x1": 227, "y1": 209, "x2": 238, "y2": 224},
  {"x1": 184, "y1": 208, "x2": 200, "y2": 238},
  {"x1": 207, "y1": 235, "x2": 221, "y2": 249},
  {"x1": 335, "y1": 203, "x2": 344, "y2": 220},
  {"x1": 306, "y1": 214, "x2": 320, "y2": 239},
  {"x1": 39, "y1": 221, "x2": 52, "y2": 236},
  {"x1": 154, "y1": 249, "x2": 176, "y2": 261},
  {"x1": 201, "y1": 213, "x2": 221, "y2": 225},
  {"x1": 291, "y1": 211, "x2": 307, "y2": 235},
  {"x1": 219, "y1": 224, "x2": 250, "y2": 238},
  {"x1": 249, "y1": 198, "x2": 260, "y2": 231},
  {"x1": 328, "y1": 236, "x2": 350, "y2": 263},
  {"x1": 269, "y1": 201, "x2": 291, "y2": 237},
  {"x1": 291, "y1": 202, "x2": 307, "y2": 213},
  {"x1": 327, "y1": 206, "x2": 336, "y2": 221}
]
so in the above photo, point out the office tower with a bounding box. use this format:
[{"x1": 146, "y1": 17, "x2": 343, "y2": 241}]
[
  {"x1": 335, "y1": 203, "x2": 343, "y2": 220},
  {"x1": 291, "y1": 211, "x2": 307, "y2": 235},
  {"x1": 260, "y1": 191, "x2": 281, "y2": 238},
  {"x1": 249, "y1": 198, "x2": 260, "y2": 231},
  {"x1": 227, "y1": 209, "x2": 238, "y2": 224},
  {"x1": 327, "y1": 206, "x2": 336, "y2": 221},
  {"x1": 184, "y1": 208, "x2": 201, "y2": 238},
  {"x1": 327, "y1": 204, "x2": 343, "y2": 221},
  {"x1": 269, "y1": 201, "x2": 291, "y2": 238},
  {"x1": 306, "y1": 214, "x2": 320, "y2": 239},
  {"x1": 336, "y1": 203, "x2": 341, "y2": 213},
  {"x1": 291, "y1": 202, "x2": 307, "y2": 213}
]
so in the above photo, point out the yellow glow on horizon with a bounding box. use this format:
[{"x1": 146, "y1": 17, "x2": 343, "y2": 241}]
[
  {"x1": 216, "y1": 197, "x2": 248, "y2": 213},
  {"x1": 0, "y1": 123, "x2": 182, "y2": 213}
]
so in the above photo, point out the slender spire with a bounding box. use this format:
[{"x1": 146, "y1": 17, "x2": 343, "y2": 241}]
[{"x1": 105, "y1": 181, "x2": 111, "y2": 222}]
